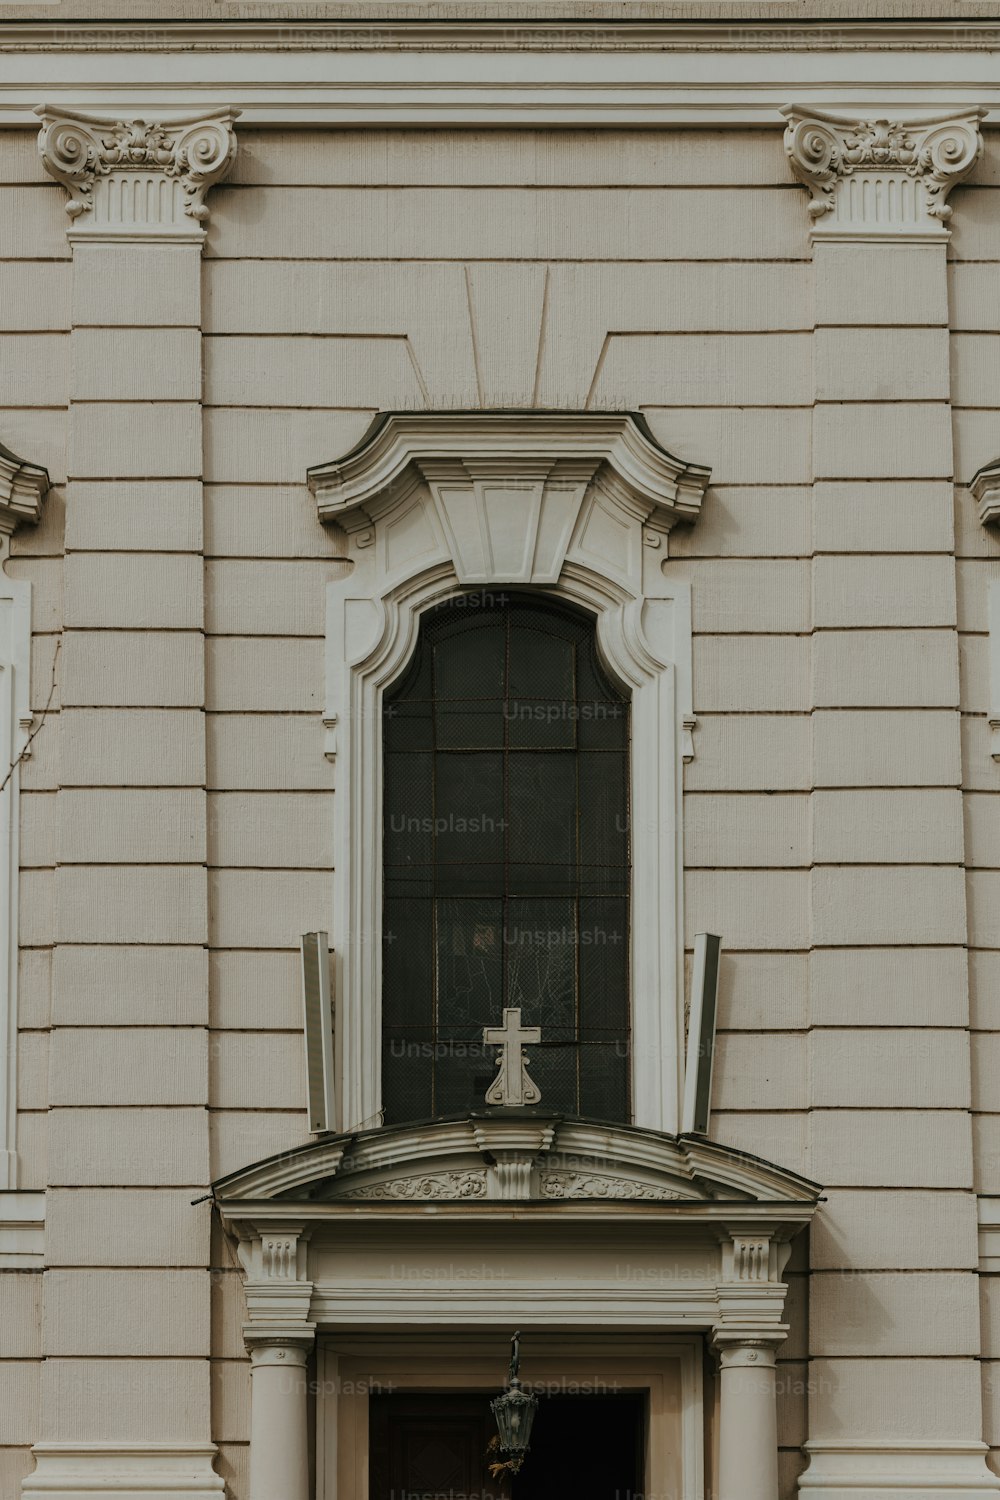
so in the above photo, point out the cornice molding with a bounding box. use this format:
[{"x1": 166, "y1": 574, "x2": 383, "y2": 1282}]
[
  {"x1": 9, "y1": 15, "x2": 1000, "y2": 48},
  {"x1": 2, "y1": 40, "x2": 1000, "y2": 127},
  {"x1": 783, "y1": 106, "x2": 986, "y2": 241},
  {"x1": 0, "y1": 440, "x2": 47, "y2": 540},
  {"x1": 36, "y1": 104, "x2": 239, "y2": 242}
]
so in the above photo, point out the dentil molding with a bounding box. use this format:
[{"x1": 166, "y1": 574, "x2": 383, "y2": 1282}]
[
  {"x1": 782, "y1": 107, "x2": 985, "y2": 241},
  {"x1": 36, "y1": 105, "x2": 239, "y2": 243}
]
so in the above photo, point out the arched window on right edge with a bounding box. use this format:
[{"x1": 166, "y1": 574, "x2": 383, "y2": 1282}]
[{"x1": 382, "y1": 591, "x2": 631, "y2": 1126}]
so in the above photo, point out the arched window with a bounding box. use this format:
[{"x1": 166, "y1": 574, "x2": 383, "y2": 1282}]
[{"x1": 381, "y1": 593, "x2": 630, "y2": 1125}]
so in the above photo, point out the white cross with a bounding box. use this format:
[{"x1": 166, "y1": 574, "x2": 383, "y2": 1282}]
[{"x1": 483, "y1": 1007, "x2": 542, "y2": 1108}]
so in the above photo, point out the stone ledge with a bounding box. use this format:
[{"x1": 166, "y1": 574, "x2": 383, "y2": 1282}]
[
  {"x1": 798, "y1": 1440, "x2": 1000, "y2": 1497},
  {"x1": 23, "y1": 1444, "x2": 224, "y2": 1499}
]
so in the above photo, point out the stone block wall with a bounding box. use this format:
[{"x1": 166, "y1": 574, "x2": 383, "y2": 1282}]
[{"x1": 0, "y1": 114, "x2": 998, "y2": 1498}]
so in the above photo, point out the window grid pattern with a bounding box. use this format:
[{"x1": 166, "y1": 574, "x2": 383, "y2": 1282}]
[{"x1": 382, "y1": 593, "x2": 630, "y2": 1124}]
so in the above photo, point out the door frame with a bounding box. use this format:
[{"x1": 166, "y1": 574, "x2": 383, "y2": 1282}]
[{"x1": 315, "y1": 1332, "x2": 705, "y2": 1500}]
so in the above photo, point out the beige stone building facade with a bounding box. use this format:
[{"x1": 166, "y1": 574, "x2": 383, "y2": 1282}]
[{"x1": 2, "y1": 5, "x2": 1000, "y2": 1498}]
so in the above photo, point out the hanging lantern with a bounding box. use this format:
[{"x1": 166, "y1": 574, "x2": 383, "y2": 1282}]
[{"x1": 490, "y1": 1331, "x2": 538, "y2": 1476}]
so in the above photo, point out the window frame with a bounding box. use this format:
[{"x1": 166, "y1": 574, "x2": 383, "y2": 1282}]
[{"x1": 312, "y1": 412, "x2": 708, "y2": 1137}]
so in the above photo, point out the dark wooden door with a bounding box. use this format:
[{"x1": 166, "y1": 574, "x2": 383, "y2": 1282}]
[
  {"x1": 369, "y1": 1394, "x2": 509, "y2": 1500},
  {"x1": 369, "y1": 1391, "x2": 644, "y2": 1500},
  {"x1": 512, "y1": 1395, "x2": 645, "y2": 1500}
]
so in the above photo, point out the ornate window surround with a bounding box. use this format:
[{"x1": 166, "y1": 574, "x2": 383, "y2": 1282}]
[
  {"x1": 308, "y1": 411, "x2": 711, "y2": 1136},
  {"x1": 0, "y1": 442, "x2": 47, "y2": 1198}
]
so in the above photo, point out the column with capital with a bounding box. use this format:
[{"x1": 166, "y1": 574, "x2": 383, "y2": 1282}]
[
  {"x1": 712, "y1": 1231, "x2": 791, "y2": 1500},
  {"x1": 714, "y1": 1335, "x2": 784, "y2": 1500},
  {"x1": 28, "y1": 107, "x2": 238, "y2": 1499},
  {"x1": 246, "y1": 1339, "x2": 314, "y2": 1500},
  {"x1": 784, "y1": 108, "x2": 998, "y2": 1498},
  {"x1": 238, "y1": 1226, "x2": 316, "y2": 1500}
]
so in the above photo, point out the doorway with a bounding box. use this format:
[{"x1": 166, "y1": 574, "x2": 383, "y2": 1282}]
[{"x1": 368, "y1": 1391, "x2": 645, "y2": 1500}]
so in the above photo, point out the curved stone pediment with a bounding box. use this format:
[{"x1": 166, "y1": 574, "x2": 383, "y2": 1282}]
[
  {"x1": 213, "y1": 1113, "x2": 821, "y2": 1213},
  {"x1": 307, "y1": 410, "x2": 712, "y2": 562}
]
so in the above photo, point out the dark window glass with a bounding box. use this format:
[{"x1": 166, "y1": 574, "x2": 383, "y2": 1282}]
[{"x1": 382, "y1": 593, "x2": 630, "y2": 1123}]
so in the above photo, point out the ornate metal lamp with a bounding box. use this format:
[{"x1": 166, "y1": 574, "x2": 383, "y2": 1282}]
[{"x1": 490, "y1": 1331, "x2": 538, "y2": 1475}]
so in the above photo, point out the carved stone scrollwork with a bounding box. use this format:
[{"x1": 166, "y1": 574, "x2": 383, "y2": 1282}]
[
  {"x1": 539, "y1": 1172, "x2": 683, "y2": 1201},
  {"x1": 338, "y1": 1170, "x2": 488, "y2": 1201},
  {"x1": 0, "y1": 441, "x2": 48, "y2": 540},
  {"x1": 782, "y1": 107, "x2": 985, "y2": 241},
  {"x1": 36, "y1": 105, "x2": 239, "y2": 241}
]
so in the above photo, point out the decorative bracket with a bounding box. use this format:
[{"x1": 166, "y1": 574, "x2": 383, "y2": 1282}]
[
  {"x1": 37, "y1": 105, "x2": 239, "y2": 242},
  {"x1": 0, "y1": 442, "x2": 48, "y2": 544},
  {"x1": 236, "y1": 1222, "x2": 315, "y2": 1339},
  {"x1": 782, "y1": 107, "x2": 985, "y2": 241},
  {"x1": 971, "y1": 458, "x2": 1000, "y2": 529}
]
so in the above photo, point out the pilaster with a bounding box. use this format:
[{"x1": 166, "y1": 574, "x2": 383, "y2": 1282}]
[
  {"x1": 712, "y1": 1230, "x2": 792, "y2": 1500},
  {"x1": 785, "y1": 106, "x2": 996, "y2": 1499},
  {"x1": 236, "y1": 1225, "x2": 316, "y2": 1500},
  {"x1": 29, "y1": 105, "x2": 237, "y2": 1497}
]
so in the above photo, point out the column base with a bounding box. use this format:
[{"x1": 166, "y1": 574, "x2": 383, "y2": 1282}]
[
  {"x1": 23, "y1": 1443, "x2": 225, "y2": 1499},
  {"x1": 798, "y1": 1440, "x2": 1000, "y2": 1497}
]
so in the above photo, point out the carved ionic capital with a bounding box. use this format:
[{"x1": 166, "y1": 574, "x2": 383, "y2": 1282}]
[
  {"x1": 782, "y1": 107, "x2": 985, "y2": 241},
  {"x1": 36, "y1": 105, "x2": 239, "y2": 243},
  {"x1": 0, "y1": 441, "x2": 48, "y2": 538}
]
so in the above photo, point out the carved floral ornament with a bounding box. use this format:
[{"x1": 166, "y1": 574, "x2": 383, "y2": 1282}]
[
  {"x1": 782, "y1": 107, "x2": 985, "y2": 239},
  {"x1": 36, "y1": 105, "x2": 239, "y2": 239},
  {"x1": 212, "y1": 1114, "x2": 822, "y2": 1211}
]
